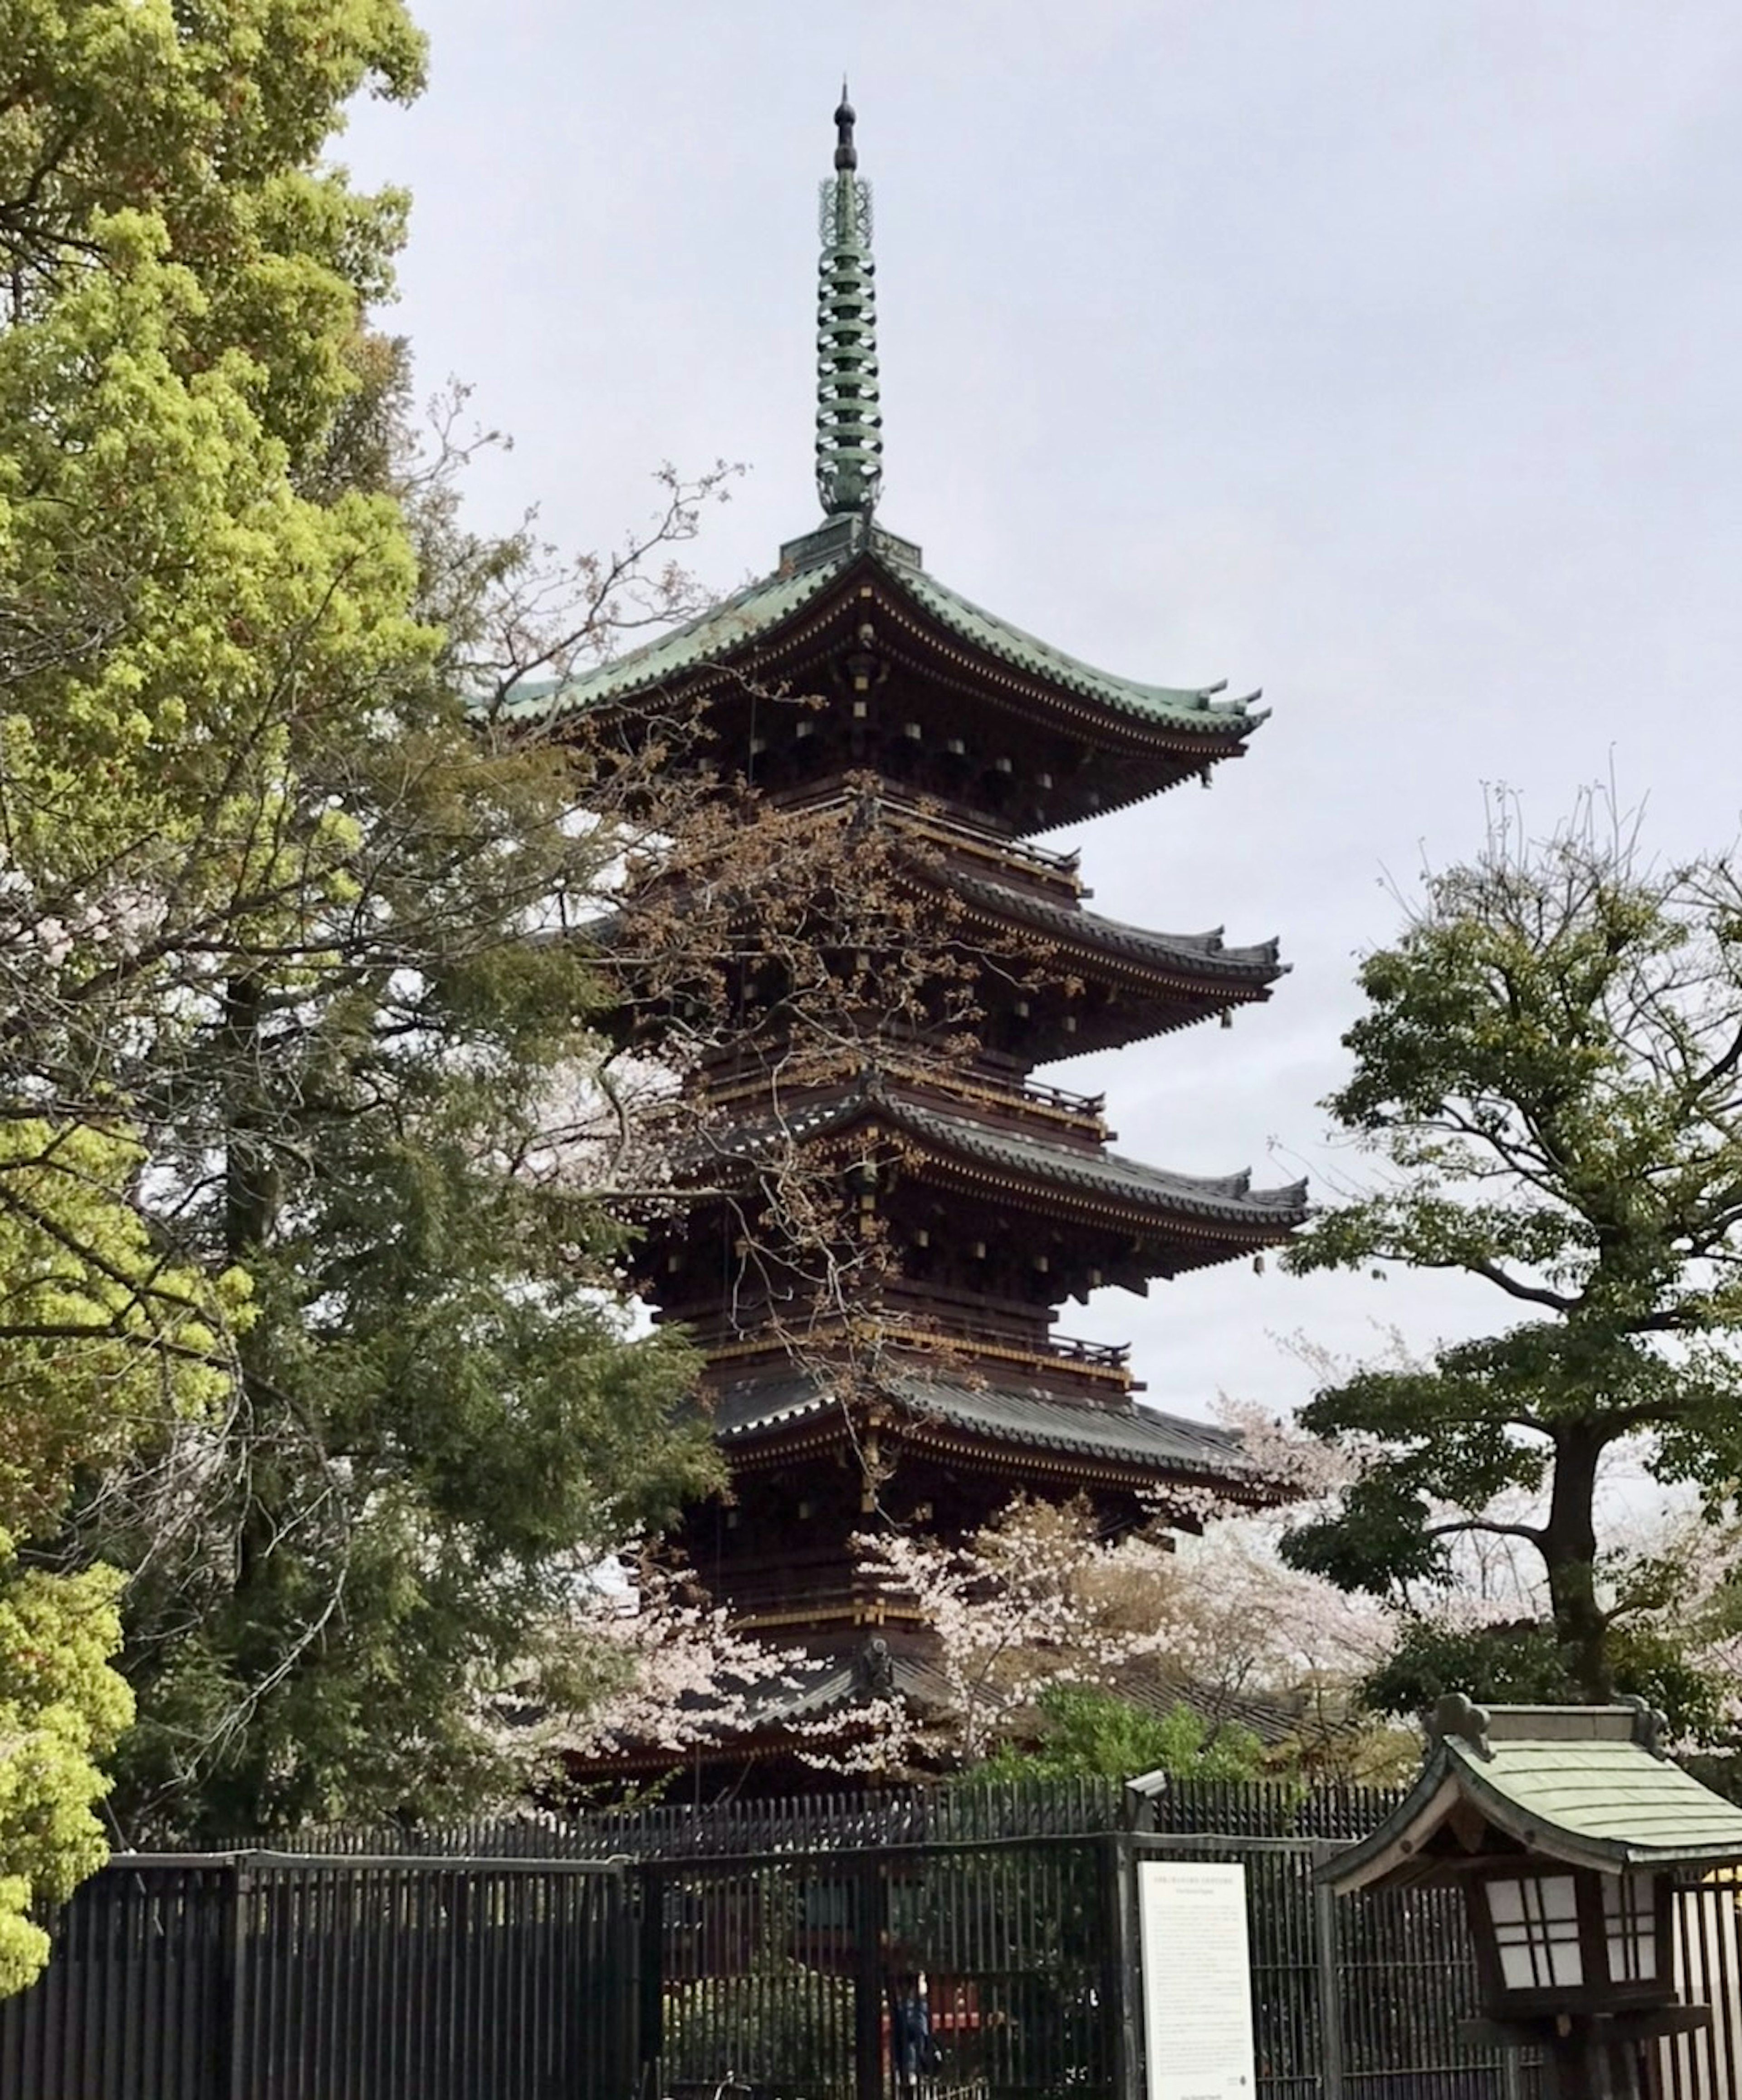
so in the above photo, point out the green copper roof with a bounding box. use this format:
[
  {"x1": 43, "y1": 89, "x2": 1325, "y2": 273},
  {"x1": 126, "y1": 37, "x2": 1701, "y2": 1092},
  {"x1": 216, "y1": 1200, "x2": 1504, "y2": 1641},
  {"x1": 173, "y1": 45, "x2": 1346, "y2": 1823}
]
[
  {"x1": 890, "y1": 1095, "x2": 1307, "y2": 1225},
  {"x1": 941, "y1": 863, "x2": 1284, "y2": 985},
  {"x1": 709, "y1": 1082, "x2": 1272, "y2": 1218},
  {"x1": 891, "y1": 560, "x2": 1264, "y2": 730},
  {"x1": 1454, "y1": 1740, "x2": 1742, "y2": 1862},
  {"x1": 1323, "y1": 1703, "x2": 1742, "y2": 1889},
  {"x1": 699, "y1": 1076, "x2": 1307, "y2": 1232},
  {"x1": 707, "y1": 1364, "x2": 1261, "y2": 1481},
  {"x1": 495, "y1": 561, "x2": 842, "y2": 723},
  {"x1": 500, "y1": 528, "x2": 1264, "y2": 741}
]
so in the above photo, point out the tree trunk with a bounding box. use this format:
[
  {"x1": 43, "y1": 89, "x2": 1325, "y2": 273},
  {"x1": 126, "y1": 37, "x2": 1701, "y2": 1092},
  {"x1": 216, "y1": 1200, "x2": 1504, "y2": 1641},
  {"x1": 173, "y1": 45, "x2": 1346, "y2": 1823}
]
[
  {"x1": 1543, "y1": 1424, "x2": 1610, "y2": 1703},
  {"x1": 221, "y1": 973, "x2": 276, "y2": 1262},
  {"x1": 220, "y1": 969, "x2": 286, "y2": 1835}
]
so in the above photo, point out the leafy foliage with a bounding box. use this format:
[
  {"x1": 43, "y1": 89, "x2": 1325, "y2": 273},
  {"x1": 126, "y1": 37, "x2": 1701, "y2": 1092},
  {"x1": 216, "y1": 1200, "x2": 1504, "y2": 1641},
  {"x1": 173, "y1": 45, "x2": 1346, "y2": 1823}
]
[
  {"x1": 0, "y1": 1538, "x2": 132, "y2": 1997},
  {"x1": 0, "y1": 0, "x2": 725, "y2": 1865},
  {"x1": 0, "y1": 0, "x2": 430, "y2": 1972},
  {"x1": 985, "y1": 1684, "x2": 1266, "y2": 1782},
  {"x1": 1283, "y1": 795, "x2": 1742, "y2": 1703},
  {"x1": 1360, "y1": 1616, "x2": 1725, "y2": 1740}
]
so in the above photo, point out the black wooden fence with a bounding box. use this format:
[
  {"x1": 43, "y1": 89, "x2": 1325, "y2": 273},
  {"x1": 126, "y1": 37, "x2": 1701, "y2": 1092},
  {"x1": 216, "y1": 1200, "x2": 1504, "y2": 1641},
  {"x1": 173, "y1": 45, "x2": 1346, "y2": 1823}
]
[
  {"x1": 9, "y1": 1781, "x2": 1742, "y2": 2100},
  {"x1": 0, "y1": 1851, "x2": 635, "y2": 2100}
]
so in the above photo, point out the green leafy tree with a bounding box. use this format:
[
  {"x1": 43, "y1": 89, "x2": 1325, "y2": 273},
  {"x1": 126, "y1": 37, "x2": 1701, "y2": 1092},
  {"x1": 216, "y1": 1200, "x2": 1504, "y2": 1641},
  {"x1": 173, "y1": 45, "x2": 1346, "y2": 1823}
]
[
  {"x1": 0, "y1": 0, "x2": 431, "y2": 1389},
  {"x1": 0, "y1": 0, "x2": 724, "y2": 1853},
  {"x1": 1282, "y1": 796, "x2": 1742, "y2": 1705},
  {"x1": 0, "y1": 1545, "x2": 133, "y2": 1997},
  {"x1": 0, "y1": 1118, "x2": 230, "y2": 1990},
  {"x1": 985, "y1": 1684, "x2": 1266, "y2": 1781},
  {"x1": 0, "y1": 0, "x2": 431, "y2": 1885},
  {"x1": 1357, "y1": 1614, "x2": 1726, "y2": 1739}
]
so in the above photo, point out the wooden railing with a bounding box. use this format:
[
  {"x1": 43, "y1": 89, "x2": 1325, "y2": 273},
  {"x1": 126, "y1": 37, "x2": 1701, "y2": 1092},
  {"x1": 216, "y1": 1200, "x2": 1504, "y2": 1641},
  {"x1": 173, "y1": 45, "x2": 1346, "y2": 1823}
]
[
  {"x1": 774, "y1": 784, "x2": 1083, "y2": 885},
  {"x1": 693, "y1": 1307, "x2": 1132, "y2": 1384},
  {"x1": 698, "y1": 1056, "x2": 1106, "y2": 1133},
  {"x1": 1023, "y1": 1075, "x2": 1105, "y2": 1118}
]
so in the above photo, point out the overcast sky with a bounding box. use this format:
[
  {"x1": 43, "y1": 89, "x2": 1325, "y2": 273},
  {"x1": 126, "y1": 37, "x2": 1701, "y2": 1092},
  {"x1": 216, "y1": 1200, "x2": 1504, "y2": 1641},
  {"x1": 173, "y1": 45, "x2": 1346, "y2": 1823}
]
[{"x1": 342, "y1": 3, "x2": 1742, "y2": 1427}]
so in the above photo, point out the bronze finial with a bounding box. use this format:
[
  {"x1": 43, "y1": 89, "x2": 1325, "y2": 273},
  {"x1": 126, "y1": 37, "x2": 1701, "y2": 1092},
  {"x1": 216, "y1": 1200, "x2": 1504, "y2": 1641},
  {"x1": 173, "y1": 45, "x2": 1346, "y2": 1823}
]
[
  {"x1": 834, "y1": 84, "x2": 857, "y2": 172},
  {"x1": 855, "y1": 1634, "x2": 894, "y2": 1698},
  {"x1": 815, "y1": 83, "x2": 882, "y2": 516}
]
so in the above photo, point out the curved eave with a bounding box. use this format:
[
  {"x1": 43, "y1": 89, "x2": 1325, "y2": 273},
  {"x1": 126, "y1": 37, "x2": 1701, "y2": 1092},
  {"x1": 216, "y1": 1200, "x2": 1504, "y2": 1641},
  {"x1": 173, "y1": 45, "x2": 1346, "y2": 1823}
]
[
  {"x1": 1321, "y1": 1741, "x2": 1742, "y2": 1894},
  {"x1": 495, "y1": 534, "x2": 1267, "y2": 760},
  {"x1": 1316, "y1": 1757, "x2": 1463, "y2": 1893},
  {"x1": 494, "y1": 559, "x2": 845, "y2": 725},
  {"x1": 1448, "y1": 1740, "x2": 1742, "y2": 1872},
  {"x1": 886, "y1": 558, "x2": 1265, "y2": 743},
  {"x1": 691, "y1": 1086, "x2": 1308, "y2": 1246},
  {"x1": 896, "y1": 1414, "x2": 1281, "y2": 1505},
  {"x1": 934, "y1": 862, "x2": 1286, "y2": 1002},
  {"x1": 888, "y1": 1097, "x2": 1308, "y2": 1238},
  {"x1": 703, "y1": 1370, "x2": 1279, "y2": 1499},
  {"x1": 911, "y1": 1161, "x2": 1303, "y2": 1271},
  {"x1": 1023, "y1": 1001, "x2": 1266, "y2": 1064}
]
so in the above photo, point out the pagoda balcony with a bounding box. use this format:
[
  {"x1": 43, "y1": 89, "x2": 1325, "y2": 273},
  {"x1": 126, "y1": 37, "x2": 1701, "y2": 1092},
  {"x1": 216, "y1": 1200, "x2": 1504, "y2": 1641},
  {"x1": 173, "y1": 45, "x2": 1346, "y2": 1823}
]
[
  {"x1": 1023, "y1": 1075, "x2": 1107, "y2": 1121},
  {"x1": 893, "y1": 1302, "x2": 1131, "y2": 1377},
  {"x1": 698, "y1": 1056, "x2": 1108, "y2": 1139},
  {"x1": 770, "y1": 782, "x2": 1083, "y2": 896},
  {"x1": 692, "y1": 1306, "x2": 1133, "y2": 1390},
  {"x1": 706, "y1": 1566, "x2": 930, "y2": 1635}
]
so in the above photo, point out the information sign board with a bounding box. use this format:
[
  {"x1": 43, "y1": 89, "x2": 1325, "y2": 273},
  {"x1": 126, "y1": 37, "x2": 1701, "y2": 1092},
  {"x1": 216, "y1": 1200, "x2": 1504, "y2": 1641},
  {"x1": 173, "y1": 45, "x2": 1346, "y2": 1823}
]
[{"x1": 1136, "y1": 1860, "x2": 1257, "y2": 2100}]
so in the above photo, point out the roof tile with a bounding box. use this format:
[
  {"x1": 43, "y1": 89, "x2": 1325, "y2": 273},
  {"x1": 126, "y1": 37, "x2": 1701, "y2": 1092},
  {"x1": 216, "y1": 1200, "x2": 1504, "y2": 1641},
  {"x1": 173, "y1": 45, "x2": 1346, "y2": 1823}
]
[
  {"x1": 702, "y1": 1079, "x2": 1309, "y2": 1229},
  {"x1": 497, "y1": 536, "x2": 1267, "y2": 741},
  {"x1": 708, "y1": 1363, "x2": 1258, "y2": 1480}
]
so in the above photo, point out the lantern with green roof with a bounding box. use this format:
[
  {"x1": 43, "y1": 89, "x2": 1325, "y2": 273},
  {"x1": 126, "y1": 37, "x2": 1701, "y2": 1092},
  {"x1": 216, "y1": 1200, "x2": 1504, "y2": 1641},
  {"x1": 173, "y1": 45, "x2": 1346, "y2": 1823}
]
[{"x1": 1321, "y1": 1697, "x2": 1742, "y2": 2100}]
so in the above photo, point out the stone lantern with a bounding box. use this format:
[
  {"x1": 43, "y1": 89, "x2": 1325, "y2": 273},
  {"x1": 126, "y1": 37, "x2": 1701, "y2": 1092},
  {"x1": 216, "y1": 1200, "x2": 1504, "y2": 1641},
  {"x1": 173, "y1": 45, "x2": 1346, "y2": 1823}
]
[{"x1": 1318, "y1": 1696, "x2": 1742, "y2": 2100}]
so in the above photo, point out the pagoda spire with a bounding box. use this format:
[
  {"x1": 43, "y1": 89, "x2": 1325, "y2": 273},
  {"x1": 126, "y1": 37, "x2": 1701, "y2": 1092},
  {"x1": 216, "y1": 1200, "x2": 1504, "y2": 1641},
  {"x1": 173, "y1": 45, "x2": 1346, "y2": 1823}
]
[{"x1": 815, "y1": 85, "x2": 884, "y2": 517}]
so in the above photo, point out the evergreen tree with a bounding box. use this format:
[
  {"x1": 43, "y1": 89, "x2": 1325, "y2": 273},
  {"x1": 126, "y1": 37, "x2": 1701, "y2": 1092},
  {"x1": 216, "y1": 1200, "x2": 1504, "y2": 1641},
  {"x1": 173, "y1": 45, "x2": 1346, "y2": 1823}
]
[
  {"x1": 0, "y1": 0, "x2": 719, "y2": 1850},
  {"x1": 1283, "y1": 797, "x2": 1742, "y2": 1707}
]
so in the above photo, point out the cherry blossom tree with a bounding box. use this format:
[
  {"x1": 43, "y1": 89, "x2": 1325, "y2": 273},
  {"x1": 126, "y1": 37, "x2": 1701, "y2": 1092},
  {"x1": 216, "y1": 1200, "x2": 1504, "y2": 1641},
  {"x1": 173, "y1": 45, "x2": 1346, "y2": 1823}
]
[{"x1": 505, "y1": 1555, "x2": 811, "y2": 1779}]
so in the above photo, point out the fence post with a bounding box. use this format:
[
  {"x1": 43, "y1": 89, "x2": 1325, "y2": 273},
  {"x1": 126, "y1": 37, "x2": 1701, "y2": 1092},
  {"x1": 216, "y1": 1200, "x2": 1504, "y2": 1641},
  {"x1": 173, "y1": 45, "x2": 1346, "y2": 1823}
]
[
  {"x1": 636, "y1": 1865, "x2": 664, "y2": 2092},
  {"x1": 1106, "y1": 1835, "x2": 1144, "y2": 2100},
  {"x1": 1311, "y1": 1845, "x2": 1346, "y2": 2100},
  {"x1": 853, "y1": 1853, "x2": 885, "y2": 2100},
  {"x1": 225, "y1": 1860, "x2": 253, "y2": 2100}
]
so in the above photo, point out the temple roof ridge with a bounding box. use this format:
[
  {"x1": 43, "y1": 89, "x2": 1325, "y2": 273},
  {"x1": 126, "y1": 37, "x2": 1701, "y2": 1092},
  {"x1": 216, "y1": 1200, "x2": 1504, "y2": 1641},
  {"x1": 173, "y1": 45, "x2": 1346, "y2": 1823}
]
[
  {"x1": 935, "y1": 861, "x2": 1287, "y2": 980},
  {"x1": 894, "y1": 559, "x2": 1266, "y2": 728},
  {"x1": 502, "y1": 537, "x2": 1264, "y2": 743},
  {"x1": 696, "y1": 1071, "x2": 1308, "y2": 1227},
  {"x1": 704, "y1": 1362, "x2": 1274, "y2": 1485}
]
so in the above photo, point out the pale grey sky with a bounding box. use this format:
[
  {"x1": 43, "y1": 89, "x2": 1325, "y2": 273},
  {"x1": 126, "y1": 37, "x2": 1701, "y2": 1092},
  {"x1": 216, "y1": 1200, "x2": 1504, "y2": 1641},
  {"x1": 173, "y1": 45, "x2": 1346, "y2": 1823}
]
[{"x1": 343, "y1": 2, "x2": 1742, "y2": 1425}]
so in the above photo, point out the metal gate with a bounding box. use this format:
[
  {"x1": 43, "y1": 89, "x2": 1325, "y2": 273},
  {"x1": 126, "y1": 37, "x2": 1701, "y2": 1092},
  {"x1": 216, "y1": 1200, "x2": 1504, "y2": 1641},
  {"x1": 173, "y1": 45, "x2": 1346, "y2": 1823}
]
[{"x1": 636, "y1": 1830, "x2": 1515, "y2": 2100}]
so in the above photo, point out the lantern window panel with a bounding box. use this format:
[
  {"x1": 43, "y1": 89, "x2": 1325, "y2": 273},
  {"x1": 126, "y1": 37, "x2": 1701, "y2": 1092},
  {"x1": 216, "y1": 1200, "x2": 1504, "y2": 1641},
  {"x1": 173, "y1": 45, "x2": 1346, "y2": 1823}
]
[
  {"x1": 1602, "y1": 1871, "x2": 1659, "y2": 1984},
  {"x1": 1486, "y1": 1873, "x2": 1585, "y2": 1990}
]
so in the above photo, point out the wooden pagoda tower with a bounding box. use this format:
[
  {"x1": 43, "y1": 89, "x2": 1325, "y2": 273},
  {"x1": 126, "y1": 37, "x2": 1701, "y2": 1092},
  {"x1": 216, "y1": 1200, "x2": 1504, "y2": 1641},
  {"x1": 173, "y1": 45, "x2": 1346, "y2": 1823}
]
[{"x1": 514, "y1": 99, "x2": 1306, "y2": 1779}]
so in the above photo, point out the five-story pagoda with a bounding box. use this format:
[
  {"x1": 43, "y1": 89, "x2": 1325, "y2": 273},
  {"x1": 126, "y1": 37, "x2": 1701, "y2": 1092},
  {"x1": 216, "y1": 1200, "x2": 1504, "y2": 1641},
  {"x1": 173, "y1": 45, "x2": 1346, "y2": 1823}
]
[{"x1": 512, "y1": 99, "x2": 1306, "y2": 1771}]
